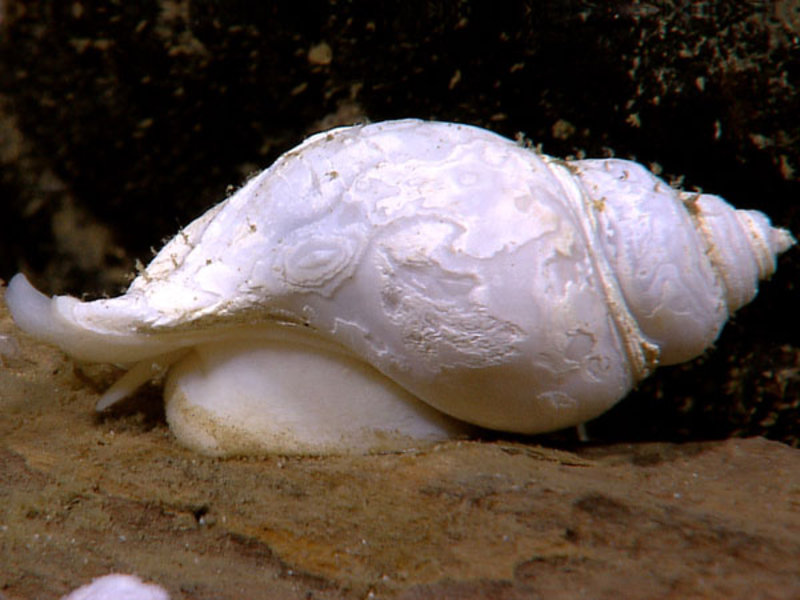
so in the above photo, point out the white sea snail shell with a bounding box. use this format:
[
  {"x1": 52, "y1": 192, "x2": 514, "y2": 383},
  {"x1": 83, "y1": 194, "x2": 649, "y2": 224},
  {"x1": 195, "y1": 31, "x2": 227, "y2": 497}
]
[{"x1": 7, "y1": 119, "x2": 795, "y2": 455}]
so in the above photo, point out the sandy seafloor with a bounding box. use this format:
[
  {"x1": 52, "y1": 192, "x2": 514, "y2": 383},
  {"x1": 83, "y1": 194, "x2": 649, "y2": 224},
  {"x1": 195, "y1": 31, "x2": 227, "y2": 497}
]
[{"x1": 1, "y1": 289, "x2": 799, "y2": 600}]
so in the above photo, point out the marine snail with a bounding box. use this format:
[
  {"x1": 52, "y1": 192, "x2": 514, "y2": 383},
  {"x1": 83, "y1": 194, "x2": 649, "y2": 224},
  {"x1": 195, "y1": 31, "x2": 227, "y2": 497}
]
[{"x1": 7, "y1": 119, "x2": 794, "y2": 455}]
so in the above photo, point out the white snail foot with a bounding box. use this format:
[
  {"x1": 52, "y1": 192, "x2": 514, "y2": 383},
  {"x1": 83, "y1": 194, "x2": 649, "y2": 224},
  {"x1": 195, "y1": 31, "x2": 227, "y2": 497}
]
[{"x1": 164, "y1": 336, "x2": 470, "y2": 456}]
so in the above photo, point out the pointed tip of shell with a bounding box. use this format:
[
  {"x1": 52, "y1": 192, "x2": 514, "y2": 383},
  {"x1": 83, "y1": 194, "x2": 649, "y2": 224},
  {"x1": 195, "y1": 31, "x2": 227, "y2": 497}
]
[
  {"x1": 735, "y1": 210, "x2": 795, "y2": 282},
  {"x1": 772, "y1": 226, "x2": 796, "y2": 256}
]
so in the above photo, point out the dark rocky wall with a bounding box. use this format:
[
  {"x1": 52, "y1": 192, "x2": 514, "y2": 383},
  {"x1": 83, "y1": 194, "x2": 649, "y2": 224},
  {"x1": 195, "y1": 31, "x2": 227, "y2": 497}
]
[{"x1": 1, "y1": 0, "x2": 798, "y2": 445}]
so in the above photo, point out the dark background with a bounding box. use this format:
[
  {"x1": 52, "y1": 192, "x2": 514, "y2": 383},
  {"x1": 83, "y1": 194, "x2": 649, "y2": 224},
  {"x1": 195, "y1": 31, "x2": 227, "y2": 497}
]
[{"x1": 1, "y1": 0, "x2": 798, "y2": 445}]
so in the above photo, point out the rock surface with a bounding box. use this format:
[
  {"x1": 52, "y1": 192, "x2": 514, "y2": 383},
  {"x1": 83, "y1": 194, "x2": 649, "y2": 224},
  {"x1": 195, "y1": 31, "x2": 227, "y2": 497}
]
[{"x1": 2, "y1": 292, "x2": 799, "y2": 599}]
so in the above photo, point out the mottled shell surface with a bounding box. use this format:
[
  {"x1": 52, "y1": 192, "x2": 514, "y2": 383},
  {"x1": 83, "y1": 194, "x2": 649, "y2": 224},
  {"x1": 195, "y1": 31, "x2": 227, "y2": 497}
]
[{"x1": 7, "y1": 119, "x2": 794, "y2": 453}]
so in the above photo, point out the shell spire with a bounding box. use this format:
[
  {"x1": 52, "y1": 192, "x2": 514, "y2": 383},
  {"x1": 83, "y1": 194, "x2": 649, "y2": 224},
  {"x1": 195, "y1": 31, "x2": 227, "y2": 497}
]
[{"x1": 685, "y1": 193, "x2": 796, "y2": 312}]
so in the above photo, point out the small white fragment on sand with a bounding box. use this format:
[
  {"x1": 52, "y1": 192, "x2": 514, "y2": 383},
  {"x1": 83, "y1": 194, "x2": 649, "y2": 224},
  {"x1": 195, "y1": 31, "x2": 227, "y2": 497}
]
[{"x1": 60, "y1": 574, "x2": 170, "y2": 600}]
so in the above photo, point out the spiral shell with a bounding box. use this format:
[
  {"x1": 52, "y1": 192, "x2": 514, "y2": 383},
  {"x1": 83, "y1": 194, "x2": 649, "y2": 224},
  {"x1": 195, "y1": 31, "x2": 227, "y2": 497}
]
[{"x1": 7, "y1": 119, "x2": 794, "y2": 455}]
